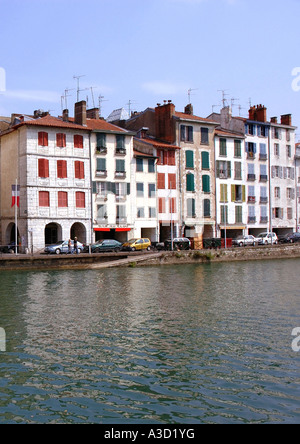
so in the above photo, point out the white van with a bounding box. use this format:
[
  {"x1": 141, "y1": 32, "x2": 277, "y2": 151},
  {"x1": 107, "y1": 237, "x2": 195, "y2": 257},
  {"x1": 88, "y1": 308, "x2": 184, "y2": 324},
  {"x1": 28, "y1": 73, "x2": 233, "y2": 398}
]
[{"x1": 257, "y1": 232, "x2": 278, "y2": 245}]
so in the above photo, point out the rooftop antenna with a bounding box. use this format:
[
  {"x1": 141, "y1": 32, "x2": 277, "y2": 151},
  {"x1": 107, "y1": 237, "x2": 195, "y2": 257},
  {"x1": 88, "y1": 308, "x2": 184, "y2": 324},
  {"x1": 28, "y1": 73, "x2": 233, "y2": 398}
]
[
  {"x1": 238, "y1": 105, "x2": 245, "y2": 117},
  {"x1": 126, "y1": 99, "x2": 138, "y2": 116},
  {"x1": 90, "y1": 87, "x2": 97, "y2": 108},
  {"x1": 188, "y1": 88, "x2": 198, "y2": 104},
  {"x1": 99, "y1": 94, "x2": 108, "y2": 117},
  {"x1": 249, "y1": 97, "x2": 252, "y2": 108},
  {"x1": 218, "y1": 89, "x2": 229, "y2": 108},
  {"x1": 231, "y1": 97, "x2": 239, "y2": 112},
  {"x1": 73, "y1": 75, "x2": 86, "y2": 101},
  {"x1": 62, "y1": 87, "x2": 75, "y2": 110}
]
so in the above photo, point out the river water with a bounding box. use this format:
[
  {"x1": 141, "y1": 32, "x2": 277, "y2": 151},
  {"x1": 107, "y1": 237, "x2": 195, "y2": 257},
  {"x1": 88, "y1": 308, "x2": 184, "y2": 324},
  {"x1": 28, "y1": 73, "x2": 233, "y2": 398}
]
[{"x1": 0, "y1": 259, "x2": 299, "y2": 424}]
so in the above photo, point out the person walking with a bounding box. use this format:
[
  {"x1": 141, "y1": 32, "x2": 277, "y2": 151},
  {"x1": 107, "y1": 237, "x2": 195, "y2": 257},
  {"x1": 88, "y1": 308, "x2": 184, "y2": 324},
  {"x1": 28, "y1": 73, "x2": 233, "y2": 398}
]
[
  {"x1": 74, "y1": 237, "x2": 78, "y2": 254},
  {"x1": 68, "y1": 239, "x2": 72, "y2": 254}
]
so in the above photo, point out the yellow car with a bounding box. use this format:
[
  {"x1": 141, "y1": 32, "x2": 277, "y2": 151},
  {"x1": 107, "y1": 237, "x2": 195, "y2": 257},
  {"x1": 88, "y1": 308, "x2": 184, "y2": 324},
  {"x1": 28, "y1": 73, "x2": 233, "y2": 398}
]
[{"x1": 122, "y1": 238, "x2": 151, "y2": 252}]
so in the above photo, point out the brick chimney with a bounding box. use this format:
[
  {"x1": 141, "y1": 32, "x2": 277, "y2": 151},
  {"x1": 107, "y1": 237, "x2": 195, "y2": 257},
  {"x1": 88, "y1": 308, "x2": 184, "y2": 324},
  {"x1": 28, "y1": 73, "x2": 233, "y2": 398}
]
[
  {"x1": 87, "y1": 108, "x2": 100, "y2": 120},
  {"x1": 155, "y1": 101, "x2": 176, "y2": 143},
  {"x1": 281, "y1": 114, "x2": 292, "y2": 126},
  {"x1": 249, "y1": 106, "x2": 256, "y2": 121},
  {"x1": 270, "y1": 117, "x2": 277, "y2": 124},
  {"x1": 248, "y1": 105, "x2": 267, "y2": 122},
  {"x1": 74, "y1": 101, "x2": 87, "y2": 126},
  {"x1": 62, "y1": 109, "x2": 69, "y2": 122},
  {"x1": 184, "y1": 103, "x2": 194, "y2": 115}
]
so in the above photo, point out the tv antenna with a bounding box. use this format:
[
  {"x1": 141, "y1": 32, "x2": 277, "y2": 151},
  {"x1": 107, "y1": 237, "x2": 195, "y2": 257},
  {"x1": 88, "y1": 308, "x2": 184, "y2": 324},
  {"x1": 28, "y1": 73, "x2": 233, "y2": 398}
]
[
  {"x1": 61, "y1": 87, "x2": 75, "y2": 110},
  {"x1": 73, "y1": 75, "x2": 86, "y2": 101},
  {"x1": 126, "y1": 99, "x2": 138, "y2": 116},
  {"x1": 218, "y1": 89, "x2": 229, "y2": 108},
  {"x1": 188, "y1": 88, "x2": 198, "y2": 104},
  {"x1": 238, "y1": 105, "x2": 245, "y2": 117},
  {"x1": 99, "y1": 94, "x2": 108, "y2": 117},
  {"x1": 231, "y1": 97, "x2": 239, "y2": 111},
  {"x1": 89, "y1": 86, "x2": 97, "y2": 108}
]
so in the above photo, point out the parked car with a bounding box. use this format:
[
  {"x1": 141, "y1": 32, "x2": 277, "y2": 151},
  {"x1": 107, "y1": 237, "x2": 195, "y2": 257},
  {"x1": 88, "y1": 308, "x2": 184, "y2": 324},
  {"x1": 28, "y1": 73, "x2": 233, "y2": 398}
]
[
  {"x1": 232, "y1": 235, "x2": 259, "y2": 247},
  {"x1": 257, "y1": 232, "x2": 278, "y2": 245},
  {"x1": 278, "y1": 232, "x2": 300, "y2": 244},
  {"x1": 122, "y1": 238, "x2": 151, "y2": 252},
  {"x1": 0, "y1": 242, "x2": 19, "y2": 254},
  {"x1": 89, "y1": 239, "x2": 123, "y2": 253},
  {"x1": 164, "y1": 238, "x2": 191, "y2": 251},
  {"x1": 44, "y1": 240, "x2": 84, "y2": 255}
]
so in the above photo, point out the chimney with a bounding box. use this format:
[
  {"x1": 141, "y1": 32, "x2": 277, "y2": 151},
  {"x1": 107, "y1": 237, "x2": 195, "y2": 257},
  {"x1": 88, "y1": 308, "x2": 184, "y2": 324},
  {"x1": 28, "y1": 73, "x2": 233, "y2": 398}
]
[
  {"x1": 271, "y1": 117, "x2": 278, "y2": 124},
  {"x1": 155, "y1": 101, "x2": 176, "y2": 143},
  {"x1": 62, "y1": 109, "x2": 69, "y2": 122},
  {"x1": 139, "y1": 127, "x2": 149, "y2": 139},
  {"x1": 256, "y1": 105, "x2": 267, "y2": 122},
  {"x1": 87, "y1": 108, "x2": 100, "y2": 120},
  {"x1": 74, "y1": 101, "x2": 87, "y2": 126},
  {"x1": 184, "y1": 103, "x2": 194, "y2": 115},
  {"x1": 248, "y1": 106, "x2": 256, "y2": 121},
  {"x1": 281, "y1": 114, "x2": 292, "y2": 126}
]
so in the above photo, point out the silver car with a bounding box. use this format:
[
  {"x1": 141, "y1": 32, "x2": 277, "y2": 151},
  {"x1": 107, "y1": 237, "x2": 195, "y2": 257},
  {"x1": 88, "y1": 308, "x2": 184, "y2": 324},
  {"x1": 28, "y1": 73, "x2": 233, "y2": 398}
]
[
  {"x1": 44, "y1": 240, "x2": 84, "y2": 255},
  {"x1": 233, "y1": 235, "x2": 258, "y2": 247}
]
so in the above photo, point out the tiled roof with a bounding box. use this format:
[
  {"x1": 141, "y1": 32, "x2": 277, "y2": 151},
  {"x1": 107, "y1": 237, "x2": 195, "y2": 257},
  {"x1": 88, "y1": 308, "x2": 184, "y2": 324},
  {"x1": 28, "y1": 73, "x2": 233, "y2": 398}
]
[
  {"x1": 215, "y1": 128, "x2": 245, "y2": 138},
  {"x1": 135, "y1": 137, "x2": 180, "y2": 150},
  {"x1": 175, "y1": 112, "x2": 218, "y2": 125}
]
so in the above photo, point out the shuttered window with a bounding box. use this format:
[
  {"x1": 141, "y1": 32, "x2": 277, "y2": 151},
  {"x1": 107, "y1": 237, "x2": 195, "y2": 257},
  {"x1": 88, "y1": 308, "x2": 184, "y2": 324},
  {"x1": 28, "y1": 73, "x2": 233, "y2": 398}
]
[
  {"x1": 39, "y1": 191, "x2": 50, "y2": 207},
  {"x1": 74, "y1": 135, "x2": 84, "y2": 149},
  {"x1": 202, "y1": 175, "x2": 210, "y2": 193},
  {"x1": 201, "y1": 151, "x2": 209, "y2": 170},
  {"x1": 158, "y1": 173, "x2": 165, "y2": 189},
  {"x1": 186, "y1": 150, "x2": 194, "y2": 169},
  {"x1": 186, "y1": 173, "x2": 195, "y2": 192},
  {"x1": 76, "y1": 192, "x2": 85, "y2": 208},
  {"x1": 58, "y1": 191, "x2": 68, "y2": 208},
  {"x1": 38, "y1": 159, "x2": 49, "y2": 178},
  {"x1": 75, "y1": 161, "x2": 85, "y2": 179},
  {"x1": 56, "y1": 133, "x2": 66, "y2": 147},
  {"x1": 38, "y1": 132, "x2": 48, "y2": 147},
  {"x1": 168, "y1": 174, "x2": 176, "y2": 190},
  {"x1": 187, "y1": 198, "x2": 196, "y2": 217},
  {"x1": 204, "y1": 199, "x2": 211, "y2": 218},
  {"x1": 158, "y1": 198, "x2": 166, "y2": 214},
  {"x1": 57, "y1": 160, "x2": 67, "y2": 178}
]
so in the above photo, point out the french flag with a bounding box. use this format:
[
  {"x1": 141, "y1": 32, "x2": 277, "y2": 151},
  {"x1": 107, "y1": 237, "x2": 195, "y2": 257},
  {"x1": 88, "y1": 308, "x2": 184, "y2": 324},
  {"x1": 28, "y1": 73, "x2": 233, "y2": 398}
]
[{"x1": 11, "y1": 184, "x2": 20, "y2": 208}]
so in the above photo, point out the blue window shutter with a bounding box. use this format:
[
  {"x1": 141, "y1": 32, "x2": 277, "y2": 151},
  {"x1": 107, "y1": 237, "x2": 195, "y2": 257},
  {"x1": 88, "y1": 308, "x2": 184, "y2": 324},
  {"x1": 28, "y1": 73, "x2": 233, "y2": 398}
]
[
  {"x1": 253, "y1": 143, "x2": 257, "y2": 154},
  {"x1": 245, "y1": 142, "x2": 249, "y2": 153}
]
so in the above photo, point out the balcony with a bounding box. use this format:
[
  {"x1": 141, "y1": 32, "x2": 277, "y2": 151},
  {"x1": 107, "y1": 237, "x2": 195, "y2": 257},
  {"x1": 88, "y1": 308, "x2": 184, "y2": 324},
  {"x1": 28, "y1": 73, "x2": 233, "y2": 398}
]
[
  {"x1": 260, "y1": 197, "x2": 268, "y2": 204},
  {"x1": 97, "y1": 216, "x2": 108, "y2": 225},
  {"x1": 248, "y1": 196, "x2": 256, "y2": 203},
  {"x1": 115, "y1": 148, "x2": 126, "y2": 156},
  {"x1": 259, "y1": 153, "x2": 268, "y2": 161},
  {"x1": 247, "y1": 174, "x2": 256, "y2": 181},
  {"x1": 247, "y1": 152, "x2": 256, "y2": 160},
  {"x1": 248, "y1": 216, "x2": 256, "y2": 224},
  {"x1": 115, "y1": 171, "x2": 126, "y2": 179},
  {"x1": 260, "y1": 175, "x2": 268, "y2": 182},
  {"x1": 96, "y1": 170, "x2": 108, "y2": 178},
  {"x1": 260, "y1": 217, "x2": 268, "y2": 224},
  {"x1": 116, "y1": 217, "x2": 127, "y2": 225},
  {"x1": 96, "y1": 147, "x2": 107, "y2": 154}
]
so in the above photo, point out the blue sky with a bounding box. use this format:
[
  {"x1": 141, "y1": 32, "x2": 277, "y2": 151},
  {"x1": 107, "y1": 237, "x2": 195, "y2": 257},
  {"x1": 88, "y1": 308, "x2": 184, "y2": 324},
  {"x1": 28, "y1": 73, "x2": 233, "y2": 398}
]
[{"x1": 1, "y1": 0, "x2": 300, "y2": 135}]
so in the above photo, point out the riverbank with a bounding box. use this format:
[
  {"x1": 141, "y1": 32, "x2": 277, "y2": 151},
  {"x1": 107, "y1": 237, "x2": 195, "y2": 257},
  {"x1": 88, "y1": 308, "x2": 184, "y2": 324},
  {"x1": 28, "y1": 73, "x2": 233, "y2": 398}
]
[{"x1": 0, "y1": 244, "x2": 300, "y2": 271}]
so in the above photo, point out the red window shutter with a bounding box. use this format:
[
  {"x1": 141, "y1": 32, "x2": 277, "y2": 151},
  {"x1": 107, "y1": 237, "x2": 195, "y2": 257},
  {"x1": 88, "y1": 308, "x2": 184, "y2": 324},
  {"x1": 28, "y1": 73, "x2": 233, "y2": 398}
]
[
  {"x1": 38, "y1": 132, "x2": 48, "y2": 147},
  {"x1": 157, "y1": 150, "x2": 163, "y2": 165},
  {"x1": 158, "y1": 173, "x2": 165, "y2": 189},
  {"x1": 75, "y1": 161, "x2": 84, "y2": 179},
  {"x1": 74, "y1": 135, "x2": 83, "y2": 148},
  {"x1": 58, "y1": 191, "x2": 68, "y2": 208},
  {"x1": 168, "y1": 150, "x2": 175, "y2": 166},
  {"x1": 39, "y1": 191, "x2": 50, "y2": 207},
  {"x1": 158, "y1": 198, "x2": 166, "y2": 214},
  {"x1": 57, "y1": 160, "x2": 67, "y2": 178},
  {"x1": 163, "y1": 151, "x2": 168, "y2": 165},
  {"x1": 76, "y1": 191, "x2": 85, "y2": 208},
  {"x1": 56, "y1": 133, "x2": 66, "y2": 147},
  {"x1": 168, "y1": 173, "x2": 176, "y2": 190},
  {"x1": 169, "y1": 198, "x2": 176, "y2": 214},
  {"x1": 38, "y1": 159, "x2": 49, "y2": 178}
]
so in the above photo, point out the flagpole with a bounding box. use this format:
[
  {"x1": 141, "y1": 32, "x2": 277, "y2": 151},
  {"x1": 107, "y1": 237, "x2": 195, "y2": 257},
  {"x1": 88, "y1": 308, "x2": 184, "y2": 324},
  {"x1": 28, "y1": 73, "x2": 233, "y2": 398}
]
[{"x1": 15, "y1": 178, "x2": 18, "y2": 255}]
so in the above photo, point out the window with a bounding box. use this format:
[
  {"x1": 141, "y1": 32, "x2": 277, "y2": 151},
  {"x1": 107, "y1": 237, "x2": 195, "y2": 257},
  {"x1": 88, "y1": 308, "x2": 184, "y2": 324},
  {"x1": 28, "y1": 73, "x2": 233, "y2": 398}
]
[
  {"x1": 274, "y1": 143, "x2": 280, "y2": 156},
  {"x1": 137, "y1": 207, "x2": 145, "y2": 218},
  {"x1": 275, "y1": 187, "x2": 280, "y2": 198},
  {"x1": 201, "y1": 151, "x2": 210, "y2": 170},
  {"x1": 201, "y1": 128, "x2": 209, "y2": 144},
  {"x1": 167, "y1": 150, "x2": 176, "y2": 166},
  {"x1": 221, "y1": 205, "x2": 228, "y2": 224},
  {"x1": 116, "y1": 135, "x2": 125, "y2": 150},
  {"x1": 96, "y1": 133, "x2": 106, "y2": 151},
  {"x1": 260, "y1": 187, "x2": 268, "y2": 203},
  {"x1": 273, "y1": 208, "x2": 283, "y2": 219},
  {"x1": 136, "y1": 158, "x2": 143, "y2": 172},
  {"x1": 219, "y1": 138, "x2": 227, "y2": 156},
  {"x1": 169, "y1": 198, "x2": 176, "y2": 214},
  {"x1": 159, "y1": 198, "x2": 166, "y2": 214},
  {"x1": 180, "y1": 125, "x2": 193, "y2": 142},
  {"x1": 186, "y1": 173, "x2": 195, "y2": 192},
  {"x1": 116, "y1": 159, "x2": 125, "y2": 173},
  {"x1": 248, "y1": 163, "x2": 256, "y2": 181},
  {"x1": 260, "y1": 164, "x2": 268, "y2": 182},
  {"x1": 57, "y1": 160, "x2": 67, "y2": 178},
  {"x1": 248, "y1": 206, "x2": 256, "y2": 223},
  {"x1": 56, "y1": 133, "x2": 66, "y2": 148},
  {"x1": 220, "y1": 184, "x2": 228, "y2": 203},
  {"x1": 58, "y1": 191, "x2": 68, "y2": 208},
  {"x1": 38, "y1": 132, "x2": 48, "y2": 147},
  {"x1": 273, "y1": 127, "x2": 281, "y2": 140},
  {"x1": 216, "y1": 161, "x2": 231, "y2": 179},
  {"x1": 97, "y1": 204, "x2": 107, "y2": 221},
  {"x1": 75, "y1": 161, "x2": 85, "y2": 179},
  {"x1": 287, "y1": 188, "x2": 295, "y2": 200},
  {"x1": 149, "y1": 207, "x2": 156, "y2": 218},
  {"x1": 246, "y1": 142, "x2": 256, "y2": 158},
  {"x1": 261, "y1": 206, "x2": 268, "y2": 223},
  {"x1": 148, "y1": 159, "x2": 155, "y2": 173},
  {"x1": 204, "y1": 199, "x2": 211, "y2": 218},
  {"x1": 186, "y1": 150, "x2": 194, "y2": 169},
  {"x1": 157, "y1": 150, "x2": 164, "y2": 165},
  {"x1": 76, "y1": 192, "x2": 85, "y2": 208},
  {"x1": 158, "y1": 173, "x2": 165, "y2": 189},
  {"x1": 248, "y1": 185, "x2": 255, "y2": 203},
  {"x1": 115, "y1": 183, "x2": 127, "y2": 201},
  {"x1": 149, "y1": 183, "x2": 156, "y2": 198},
  {"x1": 74, "y1": 135, "x2": 84, "y2": 149},
  {"x1": 259, "y1": 143, "x2": 267, "y2": 160},
  {"x1": 234, "y1": 162, "x2": 242, "y2": 180},
  {"x1": 38, "y1": 159, "x2": 49, "y2": 178},
  {"x1": 136, "y1": 183, "x2": 144, "y2": 197},
  {"x1": 235, "y1": 206, "x2": 243, "y2": 224},
  {"x1": 117, "y1": 205, "x2": 126, "y2": 223},
  {"x1": 39, "y1": 191, "x2": 50, "y2": 207},
  {"x1": 248, "y1": 124, "x2": 256, "y2": 136},
  {"x1": 287, "y1": 145, "x2": 292, "y2": 158},
  {"x1": 96, "y1": 158, "x2": 106, "y2": 175},
  {"x1": 187, "y1": 198, "x2": 196, "y2": 218},
  {"x1": 232, "y1": 185, "x2": 244, "y2": 202},
  {"x1": 202, "y1": 175, "x2": 210, "y2": 193},
  {"x1": 287, "y1": 208, "x2": 293, "y2": 220},
  {"x1": 168, "y1": 173, "x2": 176, "y2": 190},
  {"x1": 234, "y1": 140, "x2": 241, "y2": 158}
]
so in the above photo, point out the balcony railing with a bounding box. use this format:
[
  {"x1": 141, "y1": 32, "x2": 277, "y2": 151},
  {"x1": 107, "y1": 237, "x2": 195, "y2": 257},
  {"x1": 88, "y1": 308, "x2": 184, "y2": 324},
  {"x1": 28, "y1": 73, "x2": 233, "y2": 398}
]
[
  {"x1": 259, "y1": 153, "x2": 268, "y2": 161},
  {"x1": 115, "y1": 171, "x2": 126, "y2": 179},
  {"x1": 260, "y1": 197, "x2": 268, "y2": 204},
  {"x1": 260, "y1": 175, "x2": 268, "y2": 182},
  {"x1": 248, "y1": 196, "x2": 256, "y2": 203},
  {"x1": 260, "y1": 217, "x2": 268, "y2": 224},
  {"x1": 247, "y1": 174, "x2": 256, "y2": 181},
  {"x1": 116, "y1": 217, "x2": 127, "y2": 225},
  {"x1": 248, "y1": 216, "x2": 256, "y2": 224},
  {"x1": 96, "y1": 147, "x2": 107, "y2": 154},
  {"x1": 96, "y1": 170, "x2": 108, "y2": 178},
  {"x1": 115, "y1": 148, "x2": 126, "y2": 156}
]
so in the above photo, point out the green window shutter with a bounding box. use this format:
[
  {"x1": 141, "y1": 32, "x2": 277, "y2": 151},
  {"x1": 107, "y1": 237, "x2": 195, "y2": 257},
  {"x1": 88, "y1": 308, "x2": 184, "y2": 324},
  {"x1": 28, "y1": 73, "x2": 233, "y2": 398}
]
[
  {"x1": 242, "y1": 185, "x2": 246, "y2": 202},
  {"x1": 97, "y1": 158, "x2": 106, "y2": 171},
  {"x1": 227, "y1": 161, "x2": 231, "y2": 178},
  {"x1": 92, "y1": 182, "x2": 97, "y2": 194},
  {"x1": 202, "y1": 175, "x2": 210, "y2": 193},
  {"x1": 216, "y1": 160, "x2": 220, "y2": 178},
  {"x1": 231, "y1": 184, "x2": 236, "y2": 202},
  {"x1": 201, "y1": 151, "x2": 209, "y2": 170},
  {"x1": 186, "y1": 150, "x2": 194, "y2": 168},
  {"x1": 220, "y1": 138, "x2": 227, "y2": 156},
  {"x1": 116, "y1": 159, "x2": 125, "y2": 172},
  {"x1": 186, "y1": 173, "x2": 195, "y2": 192},
  {"x1": 204, "y1": 199, "x2": 210, "y2": 217},
  {"x1": 97, "y1": 133, "x2": 106, "y2": 149}
]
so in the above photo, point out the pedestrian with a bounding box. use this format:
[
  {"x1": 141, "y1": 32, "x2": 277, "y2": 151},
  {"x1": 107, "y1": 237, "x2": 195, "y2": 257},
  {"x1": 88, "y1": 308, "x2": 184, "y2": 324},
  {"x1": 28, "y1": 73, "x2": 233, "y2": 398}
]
[
  {"x1": 68, "y1": 239, "x2": 72, "y2": 254},
  {"x1": 74, "y1": 237, "x2": 78, "y2": 254}
]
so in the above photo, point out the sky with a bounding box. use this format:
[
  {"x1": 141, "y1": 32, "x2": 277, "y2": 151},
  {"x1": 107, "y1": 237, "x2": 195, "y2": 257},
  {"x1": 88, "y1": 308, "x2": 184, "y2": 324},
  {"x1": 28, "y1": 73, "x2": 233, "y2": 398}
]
[{"x1": 1, "y1": 0, "x2": 300, "y2": 136}]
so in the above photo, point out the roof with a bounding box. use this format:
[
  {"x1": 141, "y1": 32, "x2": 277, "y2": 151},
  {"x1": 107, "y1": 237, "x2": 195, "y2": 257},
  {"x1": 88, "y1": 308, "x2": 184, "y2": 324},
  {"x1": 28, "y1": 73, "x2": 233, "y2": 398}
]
[
  {"x1": 107, "y1": 108, "x2": 129, "y2": 123},
  {"x1": 174, "y1": 111, "x2": 218, "y2": 125},
  {"x1": 215, "y1": 128, "x2": 245, "y2": 139},
  {"x1": 134, "y1": 136, "x2": 180, "y2": 150}
]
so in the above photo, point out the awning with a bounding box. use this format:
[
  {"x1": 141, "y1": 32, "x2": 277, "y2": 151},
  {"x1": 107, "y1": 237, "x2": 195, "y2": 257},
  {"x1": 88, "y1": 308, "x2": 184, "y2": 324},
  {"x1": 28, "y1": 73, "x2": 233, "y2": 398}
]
[
  {"x1": 220, "y1": 225, "x2": 246, "y2": 230},
  {"x1": 94, "y1": 228, "x2": 111, "y2": 232},
  {"x1": 116, "y1": 228, "x2": 131, "y2": 232},
  {"x1": 94, "y1": 228, "x2": 132, "y2": 232}
]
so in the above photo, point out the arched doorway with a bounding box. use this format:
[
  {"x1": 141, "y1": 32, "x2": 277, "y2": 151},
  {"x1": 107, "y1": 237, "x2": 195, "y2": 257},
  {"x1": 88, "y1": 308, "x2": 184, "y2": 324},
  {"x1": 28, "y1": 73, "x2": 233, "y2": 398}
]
[
  {"x1": 5, "y1": 223, "x2": 20, "y2": 246},
  {"x1": 70, "y1": 223, "x2": 86, "y2": 244},
  {"x1": 45, "y1": 223, "x2": 62, "y2": 245}
]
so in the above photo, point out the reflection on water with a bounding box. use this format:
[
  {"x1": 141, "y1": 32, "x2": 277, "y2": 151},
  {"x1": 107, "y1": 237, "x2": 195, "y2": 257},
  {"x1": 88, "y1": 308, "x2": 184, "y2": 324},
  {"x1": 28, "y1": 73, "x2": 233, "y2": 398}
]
[{"x1": 0, "y1": 260, "x2": 300, "y2": 423}]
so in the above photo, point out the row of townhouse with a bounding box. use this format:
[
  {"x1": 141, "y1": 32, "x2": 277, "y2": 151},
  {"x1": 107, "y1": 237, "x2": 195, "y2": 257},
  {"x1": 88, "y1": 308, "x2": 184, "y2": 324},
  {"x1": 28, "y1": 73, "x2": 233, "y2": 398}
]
[{"x1": 0, "y1": 100, "x2": 298, "y2": 252}]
